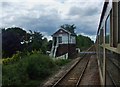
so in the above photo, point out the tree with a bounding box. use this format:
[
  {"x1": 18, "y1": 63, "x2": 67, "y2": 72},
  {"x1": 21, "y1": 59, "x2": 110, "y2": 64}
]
[
  {"x1": 47, "y1": 40, "x2": 52, "y2": 51},
  {"x1": 41, "y1": 37, "x2": 48, "y2": 54},
  {"x1": 60, "y1": 24, "x2": 76, "y2": 34},
  {"x1": 76, "y1": 34, "x2": 94, "y2": 51},
  {"x1": 2, "y1": 27, "x2": 50, "y2": 57},
  {"x1": 2, "y1": 27, "x2": 27, "y2": 58},
  {"x1": 27, "y1": 31, "x2": 43, "y2": 51}
]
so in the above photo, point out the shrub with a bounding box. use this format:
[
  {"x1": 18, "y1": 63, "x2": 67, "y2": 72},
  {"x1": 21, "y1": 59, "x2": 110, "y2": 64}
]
[
  {"x1": 2, "y1": 64, "x2": 21, "y2": 86},
  {"x1": 2, "y1": 51, "x2": 71, "y2": 86},
  {"x1": 55, "y1": 59, "x2": 70, "y2": 66},
  {"x1": 2, "y1": 51, "x2": 23, "y2": 65},
  {"x1": 26, "y1": 53, "x2": 56, "y2": 80},
  {"x1": 2, "y1": 52, "x2": 57, "y2": 86}
]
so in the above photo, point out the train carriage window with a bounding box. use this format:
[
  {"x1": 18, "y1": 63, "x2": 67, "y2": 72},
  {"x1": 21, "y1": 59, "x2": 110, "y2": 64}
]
[
  {"x1": 112, "y1": 2, "x2": 118, "y2": 47},
  {"x1": 110, "y1": 10, "x2": 113, "y2": 47},
  {"x1": 100, "y1": 28, "x2": 103, "y2": 45},
  {"x1": 105, "y1": 49, "x2": 120, "y2": 85},
  {"x1": 105, "y1": 15, "x2": 110, "y2": 44},
  {"x1": 98, "y1": 32, "x2": 100, "y2": 45},
  {"x1": 118, "y1": 1, "x2": 120, "y2": 43}
]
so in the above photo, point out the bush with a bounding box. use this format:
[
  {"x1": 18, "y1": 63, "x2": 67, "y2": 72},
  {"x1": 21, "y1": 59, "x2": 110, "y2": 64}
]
[
  {"x1": 55, "y1": 59, "x2": 70, "y2": 66},
  {"x1": 26, "y1": 54, "x2": 56, "y2": 80},
  {"x1": 2, "y1": 51, "x2": 71, "y2": 86},
  {"x1": 2, "y1": 51, "x2": 23, "y2": 65},
  {"x1": 2, "y1": 64, "x2": 21, "y2": 86},
  {"x1": 2, "y1": 52, "x2": 57, "y2": 86}
]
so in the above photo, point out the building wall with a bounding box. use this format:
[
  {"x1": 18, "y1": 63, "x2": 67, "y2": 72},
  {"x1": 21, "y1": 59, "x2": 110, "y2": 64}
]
[
  {"x1": 68, "y1": 44, "x2": 76, "y2": 58},
  {"x1": 51, "y1": 29, "x2": 76, "y2": 58},
  {"x1": 56, "y1": 44, "x2": 76, "y2": 58}
]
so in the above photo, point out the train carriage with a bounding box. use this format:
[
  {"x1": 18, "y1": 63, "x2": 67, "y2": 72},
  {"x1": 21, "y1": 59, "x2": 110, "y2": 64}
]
[{"x1": 96, "y1": 0, "x2": 120, "y2": 86}]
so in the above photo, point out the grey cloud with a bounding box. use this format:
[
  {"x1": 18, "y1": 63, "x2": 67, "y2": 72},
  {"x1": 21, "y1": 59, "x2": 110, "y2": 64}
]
[
  {"x1": 2, "y1": 2, "x2": 10, "y2": 7},
  {"x1": 1, "y1": 1, "x2": 104, "y2": 41},
  {"x1": 2, "y1": 9, "x2": 62, "y2": 35},
  {"x1": 68, "y1": 5, "x2": 100, "y2": 17},
  {"x1": 67, "y1": 2, "x2": 102, "y2": 36},
  {"x1": 77, "y1": 26, "x2": 97, "y2": 35}
]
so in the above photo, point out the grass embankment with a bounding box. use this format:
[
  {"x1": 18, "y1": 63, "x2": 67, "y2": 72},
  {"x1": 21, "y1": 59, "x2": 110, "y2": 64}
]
[{"x1": 2, "y1": 51, "x2": 70, "y2": 86}]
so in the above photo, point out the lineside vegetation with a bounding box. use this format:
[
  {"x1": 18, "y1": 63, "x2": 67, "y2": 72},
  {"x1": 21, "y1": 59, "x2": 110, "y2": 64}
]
[{"x1": 2, "y1": 51, "x2": 70, "y2": 86}]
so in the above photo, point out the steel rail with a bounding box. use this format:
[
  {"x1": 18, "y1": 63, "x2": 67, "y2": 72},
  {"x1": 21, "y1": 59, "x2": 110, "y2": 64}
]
[
  {"x1": 76, "y1": 56, "x2": 90, "y2": 87},
  {"x1": 52, "y1": 56, "x2": 84, "y2": 87}
]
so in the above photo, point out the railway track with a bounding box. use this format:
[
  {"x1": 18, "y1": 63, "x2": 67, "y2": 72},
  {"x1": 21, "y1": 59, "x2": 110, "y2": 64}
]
[
  {"x1": 52, "y1": 54, "x2": 90, "y2": 87},
  {"x1": 52, "y1": 46, "x2": 95, "y2": 87}
]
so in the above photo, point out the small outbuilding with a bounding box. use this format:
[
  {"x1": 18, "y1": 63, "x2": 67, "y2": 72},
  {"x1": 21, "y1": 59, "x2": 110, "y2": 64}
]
[{"x1": 49, "y1": 28, "x2": 76, "y2": 59}]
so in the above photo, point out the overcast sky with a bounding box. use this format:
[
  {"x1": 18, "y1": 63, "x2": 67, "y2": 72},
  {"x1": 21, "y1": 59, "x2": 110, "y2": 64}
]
[{"x1": 0, "y1": 0, "x2": 104, "y2": 41}]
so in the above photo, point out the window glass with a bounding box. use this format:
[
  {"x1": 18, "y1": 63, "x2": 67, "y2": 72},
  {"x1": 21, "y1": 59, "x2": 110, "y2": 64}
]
[
  {"x1": 105, "y1": 49, "x2": 120, "y2": 85},
  {"x1": 62, "y1": 35, "x2": 68, "y2": 43},
  {"x1": 118, "y1": 1, "x2": 120, "y2": 43},
  {"x1": 100, "y1": 28, "x2": 103, "y2": 45},
  {"x1": 71, "y1": 36, "x2": 75, "y2": 44},
  {"x1": 98, "y1": 31, "x2": 104, "y2": 76},
  {"x1": 98, "y1": 31, "x2": 100, "y2": 45},
  {"x1": 105, "y1": 15, "x2": 110, "y2": 43},
  {"x1": 58, "y1": 37, "x2": 62, "y2": 43}
]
